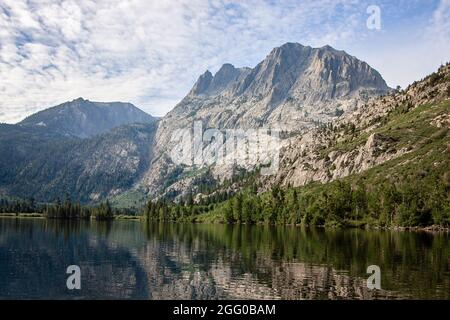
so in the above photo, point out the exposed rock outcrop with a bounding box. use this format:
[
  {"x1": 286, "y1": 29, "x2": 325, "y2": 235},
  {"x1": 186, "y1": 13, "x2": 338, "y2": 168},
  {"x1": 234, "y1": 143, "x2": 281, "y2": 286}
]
[{"x1": 140, "y1": 43, "x2": 390, "y2": 199}]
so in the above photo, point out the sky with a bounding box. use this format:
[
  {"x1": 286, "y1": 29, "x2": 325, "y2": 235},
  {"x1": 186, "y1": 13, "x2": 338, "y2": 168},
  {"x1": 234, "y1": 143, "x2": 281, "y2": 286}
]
[{"x1": 0, "y1": 0, "x2": 449, "y2": 123}]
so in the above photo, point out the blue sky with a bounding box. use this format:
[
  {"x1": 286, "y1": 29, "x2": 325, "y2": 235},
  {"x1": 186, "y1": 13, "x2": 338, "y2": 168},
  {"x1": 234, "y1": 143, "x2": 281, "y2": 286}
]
[{"x1": 0, "y1": 0, "x2": 449, "y2": 123}]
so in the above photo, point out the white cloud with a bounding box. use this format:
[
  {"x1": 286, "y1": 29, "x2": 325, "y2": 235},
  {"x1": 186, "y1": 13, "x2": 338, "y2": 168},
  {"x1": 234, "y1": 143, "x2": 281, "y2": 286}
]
[
  {"x1": 427, "y1": 0, "x2": 450, "y2": 52},
  {"x1": 0, "y1": 0, "x2": 448, "y2": 123}
]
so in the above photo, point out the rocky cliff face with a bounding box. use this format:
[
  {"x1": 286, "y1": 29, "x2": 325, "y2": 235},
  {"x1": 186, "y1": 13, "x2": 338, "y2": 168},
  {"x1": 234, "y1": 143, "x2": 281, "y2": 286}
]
[
  {"x1": 263, "y1": 63, "x2": 450, "y2": 190},
  {"x1": 188, "y1": 64, "x2": 252, "y2": 97},
  {"x1": 161, "y1": 43, "x2": 388, "y2": 131},
  {"x1": 140, "y1": 43, "x2": 390, "y2": 200},
  {"x1": 19, "y1": 98, "x2": 156, "y2": 138}
]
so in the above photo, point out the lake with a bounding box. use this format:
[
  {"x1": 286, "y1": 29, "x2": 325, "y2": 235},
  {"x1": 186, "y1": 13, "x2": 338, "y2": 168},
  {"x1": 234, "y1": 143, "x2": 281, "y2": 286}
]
[{"x1": 0, "y1": 218, "x2": 448, "y2": 299}]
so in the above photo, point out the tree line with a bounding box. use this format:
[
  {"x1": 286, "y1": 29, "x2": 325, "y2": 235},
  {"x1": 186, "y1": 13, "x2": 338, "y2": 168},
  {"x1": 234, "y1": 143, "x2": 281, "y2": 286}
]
[
  {"x1": 44, "y1": 199, "x2": 114, "y2": 221},
  {"x1": 0, "y1": 198, "x2": 42, "y2": 214},
  {"x1": 0, "y1": 197, "x2": 117, "y2": 221},
  {"x1": 143, "y1": 176, "x2": 449, "y2": 228}
]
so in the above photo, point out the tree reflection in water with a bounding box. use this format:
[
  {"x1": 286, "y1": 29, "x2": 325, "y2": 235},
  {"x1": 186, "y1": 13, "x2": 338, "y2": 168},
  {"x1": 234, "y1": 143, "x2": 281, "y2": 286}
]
[{"x1": 0, "y1": 219, "x2": 448, "y2": 299}]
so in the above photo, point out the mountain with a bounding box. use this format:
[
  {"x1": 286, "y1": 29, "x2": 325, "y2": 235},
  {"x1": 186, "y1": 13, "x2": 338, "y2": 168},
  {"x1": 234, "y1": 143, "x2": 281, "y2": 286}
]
[
  {"x1": 140, "y1": 43, "x2": 390, "y2": 200},
  {"x1": 2, "y1": 42, "x2": 428, "y2": 208},
  {"x1": 265, "y1": 63, "x2": 450, "y2": 189},
  {"x1": 0, "y1": 99, "x2": 158, "y2": 203},
  {"x1": 162, "y1": 43, "x2": 389, "y2": 131},
  {"x1": 18, "y1": 98, "x2": 156, "y2": 138},
  {"x1": 0, "y1": 122, "x2": 158, "y2": 203},
  {"x1": 145, "y1": 62, "x2": 450, "y2": 228}
]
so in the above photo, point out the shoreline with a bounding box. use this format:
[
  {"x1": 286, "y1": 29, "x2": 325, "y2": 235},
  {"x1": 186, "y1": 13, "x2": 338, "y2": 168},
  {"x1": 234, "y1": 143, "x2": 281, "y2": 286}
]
[
  {"x1": 1, "y1": 213, "x2": 448, "y2": 232},
  {"x1": 0, "y1": 213, "x2": 140, "y2": 221},
  {"x1": 0, "y1": 213, "x2": 45, "y2": 219}
]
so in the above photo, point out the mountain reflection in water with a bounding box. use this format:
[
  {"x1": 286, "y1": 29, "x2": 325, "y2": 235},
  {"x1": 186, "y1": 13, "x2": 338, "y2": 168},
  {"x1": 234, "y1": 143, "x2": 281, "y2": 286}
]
[{"x1": 0, "y1": 219, "x2": 448, "y2": 299}]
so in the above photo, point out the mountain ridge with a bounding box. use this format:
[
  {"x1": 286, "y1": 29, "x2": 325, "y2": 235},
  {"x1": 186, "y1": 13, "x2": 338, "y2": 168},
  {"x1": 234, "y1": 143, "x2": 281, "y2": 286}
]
[
  {"x1": 0, "y1": 42, "x2": 417, "y2": 207},
  {"x1": 145, "y1": 62, "x2": 450, "y2": 228},
  {"x1": 141, "y1": 42, "x2": 391, "y2": 199},
  {"x1": 19, "y1": 97, "x2": 156, "y2": 138}
]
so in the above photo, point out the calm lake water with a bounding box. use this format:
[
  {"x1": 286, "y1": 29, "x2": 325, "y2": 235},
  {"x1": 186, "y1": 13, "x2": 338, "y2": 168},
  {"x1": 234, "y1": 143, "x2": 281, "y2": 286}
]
[{"x1": 0, "y1": 218, "x2": 449, "y2": 299}]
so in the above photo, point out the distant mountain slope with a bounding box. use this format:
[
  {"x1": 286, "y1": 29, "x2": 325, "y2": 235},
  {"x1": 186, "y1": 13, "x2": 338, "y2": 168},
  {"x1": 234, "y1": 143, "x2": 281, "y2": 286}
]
[
  {"x1": 0, "y1": 122, "x2": 158, "y2": 203},
  {"x1": 0, "y1": 98, "x2": 158, "y2": 203},
  {"x1": 19, "y1": 98, "x2": 156, "y2": 138}
]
